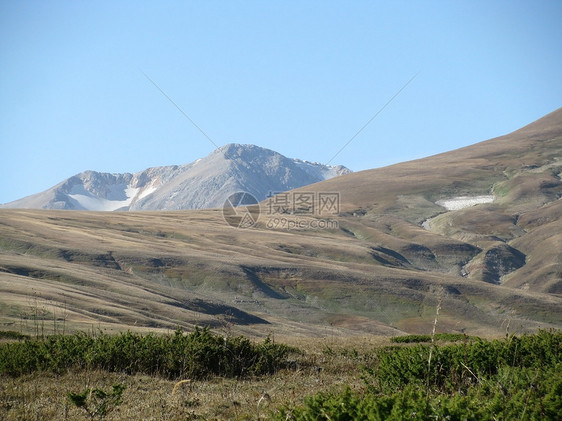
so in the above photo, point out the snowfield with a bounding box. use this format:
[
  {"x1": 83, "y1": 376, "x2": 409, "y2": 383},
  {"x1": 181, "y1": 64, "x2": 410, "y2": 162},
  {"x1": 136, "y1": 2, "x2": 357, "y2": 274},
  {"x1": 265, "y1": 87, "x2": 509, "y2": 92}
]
[
  {"x1": 436, "y1": 195, "x2": 495, "y2": 211},
  {"x1": 422, "y1": 194, "x2": 496, "y2": 230},
  {"x1": 68, "y1": 184, "x2": 140, "y2": 211}
]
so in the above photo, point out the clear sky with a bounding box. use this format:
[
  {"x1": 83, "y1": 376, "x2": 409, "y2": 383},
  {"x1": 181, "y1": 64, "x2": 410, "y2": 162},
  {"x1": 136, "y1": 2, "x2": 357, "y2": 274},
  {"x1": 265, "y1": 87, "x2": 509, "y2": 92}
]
[{"x1": 1, "y1": 0, "x2": 561, "y2": 204}]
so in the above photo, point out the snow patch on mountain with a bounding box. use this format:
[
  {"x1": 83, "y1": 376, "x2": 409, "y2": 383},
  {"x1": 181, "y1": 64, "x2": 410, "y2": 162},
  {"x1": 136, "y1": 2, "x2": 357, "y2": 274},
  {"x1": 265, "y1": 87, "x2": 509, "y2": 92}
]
[
  {"x1": 422, "y1": 195, "x2": 496, "y2": 230},
  {"x1": 436, "y1": 195, "x2": 495, "y2": 211},
  {"x1": 138, "y1": 184, "x2": 158, "y2": 200},
  {"x1": 68, "y1": 184, "x2": 140, "y2": 211}
]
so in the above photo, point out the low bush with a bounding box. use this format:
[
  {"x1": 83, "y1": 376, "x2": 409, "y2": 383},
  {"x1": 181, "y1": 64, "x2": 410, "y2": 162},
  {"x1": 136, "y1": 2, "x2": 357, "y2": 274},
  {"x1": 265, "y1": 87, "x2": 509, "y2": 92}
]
[
  {"x1": 390, "y1": 332, "x2": 471, "y2": 343},
  {"x1": 275, "y1": 330, "x2": 562, "y2": 420},
  {"x1": 369, "y1": 329, "x2": 561, "y2": 394},
  {"x1": 68, "y1": 383, "x2": 126, "y2": 419},
  {"x1": 0, "y1": 327, "x2": 296, "y2": 379},
  {"x1": 0, "y1": 330, "x2": 30, "y2": 341}
]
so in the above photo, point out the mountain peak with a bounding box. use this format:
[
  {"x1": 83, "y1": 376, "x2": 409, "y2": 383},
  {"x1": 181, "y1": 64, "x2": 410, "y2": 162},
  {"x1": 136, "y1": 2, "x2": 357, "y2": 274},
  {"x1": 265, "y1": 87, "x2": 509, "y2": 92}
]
[{"x1": 1, "y1": 144, "x2": 351, "y2": 211}]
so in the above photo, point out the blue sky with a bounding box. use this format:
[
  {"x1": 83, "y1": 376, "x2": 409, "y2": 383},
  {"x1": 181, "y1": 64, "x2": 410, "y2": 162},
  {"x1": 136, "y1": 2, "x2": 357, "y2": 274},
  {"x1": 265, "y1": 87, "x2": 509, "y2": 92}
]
[{"x1": 1, "y1": 0, "x2": 561, "y2": 204}]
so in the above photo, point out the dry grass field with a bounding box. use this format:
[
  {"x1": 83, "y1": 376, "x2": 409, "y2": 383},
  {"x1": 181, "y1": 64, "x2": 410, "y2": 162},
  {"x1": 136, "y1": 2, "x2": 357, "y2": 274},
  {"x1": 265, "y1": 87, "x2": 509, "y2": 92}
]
[{"x1": 1, "y1": 206, "x2": 559, "y2": 339}]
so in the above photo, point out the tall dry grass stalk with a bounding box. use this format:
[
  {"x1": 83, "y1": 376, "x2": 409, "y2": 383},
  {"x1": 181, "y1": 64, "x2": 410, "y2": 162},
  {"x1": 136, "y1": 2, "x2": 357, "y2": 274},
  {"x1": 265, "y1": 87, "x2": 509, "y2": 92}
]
[
  {"x1": 171, "y1": 379, "x2": 192, "y2": 395},
  {"x1": 256, "y1": 390, "x2": 272, "y2": 420},
  {"x1": 426, "y1": 286, "x2": 443, "y2": 396}
]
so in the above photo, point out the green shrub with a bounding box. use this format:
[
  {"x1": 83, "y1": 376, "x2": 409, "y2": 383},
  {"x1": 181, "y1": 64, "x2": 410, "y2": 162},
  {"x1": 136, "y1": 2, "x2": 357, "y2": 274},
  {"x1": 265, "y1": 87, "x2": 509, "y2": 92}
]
[
  {"x1": 367, "y1": 329, "x2": 561, "y2": 394},
  {"x1": 0, "y1": 330, "x2": 30, "y2": 341},
  {"x1": 390, "y1": 332, "x2": 471, "y2": 343},
  {"x1": 68, "y1": 383, "x2": 126, "y2": 419},
  {"x1": 0, "y1": 327, "x2": 296, "y2": 379},
  {"x1": 275, "y1": 330, "x2": 562, "y2": 420}
]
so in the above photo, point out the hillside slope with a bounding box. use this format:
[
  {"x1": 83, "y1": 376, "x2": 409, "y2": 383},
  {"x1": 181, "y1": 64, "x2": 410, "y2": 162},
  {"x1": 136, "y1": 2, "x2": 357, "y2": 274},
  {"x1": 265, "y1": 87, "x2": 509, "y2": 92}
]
[
  {"x1": 0, "y1": 109, "x2": 560, "y2": 337},
  {"x1": 292, "y1": 107, "x2": 562, "y2": 294}
]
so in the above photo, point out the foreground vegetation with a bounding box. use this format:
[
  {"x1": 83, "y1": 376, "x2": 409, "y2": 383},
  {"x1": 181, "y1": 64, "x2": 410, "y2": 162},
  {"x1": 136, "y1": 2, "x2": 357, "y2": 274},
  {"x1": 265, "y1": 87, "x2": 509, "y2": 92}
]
[
  {"x1": 0, "y1": 329, "x2": 560, "y2": 419},
  {"x1": 276, "y1": 329, "x2": 561, "y2": 420},
  {"x1": 0, "y1": 327, "x2": 294, "y2": 379}
]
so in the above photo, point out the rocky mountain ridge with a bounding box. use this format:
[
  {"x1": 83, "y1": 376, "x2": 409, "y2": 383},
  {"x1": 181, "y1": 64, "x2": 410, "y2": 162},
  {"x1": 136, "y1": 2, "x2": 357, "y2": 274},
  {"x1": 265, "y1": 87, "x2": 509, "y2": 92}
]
[{"x1": 1, "y1": 144, "x2": 350, "y2": 211}]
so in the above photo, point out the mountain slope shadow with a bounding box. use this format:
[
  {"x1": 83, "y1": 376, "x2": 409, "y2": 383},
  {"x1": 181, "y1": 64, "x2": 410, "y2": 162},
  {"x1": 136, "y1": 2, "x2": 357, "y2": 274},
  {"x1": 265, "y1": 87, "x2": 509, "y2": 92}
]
[
  {"x1": 240, "y1": 266, "x2": 290, "y2": 300},
  {"x1": 166, "y1": 298, "x2": 270, "y2": 325}
]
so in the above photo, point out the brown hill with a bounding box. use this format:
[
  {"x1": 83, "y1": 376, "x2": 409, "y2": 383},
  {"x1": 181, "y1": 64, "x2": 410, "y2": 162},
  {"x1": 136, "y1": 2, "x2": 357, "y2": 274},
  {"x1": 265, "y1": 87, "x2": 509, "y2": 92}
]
[
  {"x1": 303, "y1": 107, "x2": 562, "y2": 215},
  {"x1": 1, "y1": 109, "x2": 560, "y2": 337},
  {"x1": 293, "y1": 107, "x2": 562, "y2": 292}
]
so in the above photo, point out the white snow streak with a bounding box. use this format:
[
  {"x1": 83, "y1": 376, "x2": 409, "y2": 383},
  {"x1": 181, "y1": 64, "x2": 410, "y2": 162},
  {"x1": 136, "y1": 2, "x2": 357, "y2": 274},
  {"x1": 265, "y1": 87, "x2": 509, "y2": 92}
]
[
  {"x1": 436, "y1": 195, "x2": 495, "y2": 211},
  {"x1": 69, "y1": 185, "x2": 140, "y2": 211},
  {"x1": 138, "y1": 184, "x2": 157, "y2": 200}
]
